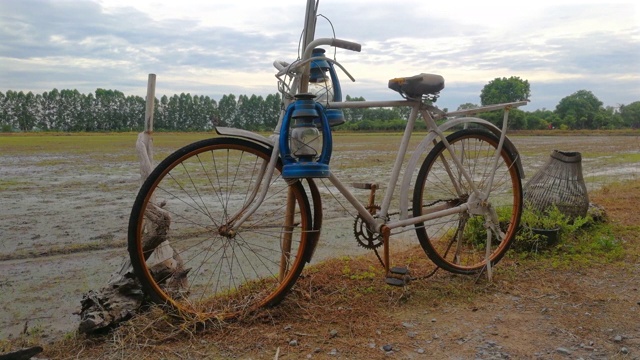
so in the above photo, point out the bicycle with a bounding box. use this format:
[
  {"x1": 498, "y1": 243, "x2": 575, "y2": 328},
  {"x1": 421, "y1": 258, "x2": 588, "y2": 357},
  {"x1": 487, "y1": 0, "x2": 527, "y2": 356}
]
[{"x1": 127, "y1": 0, "x2": 527, "y2": 321}]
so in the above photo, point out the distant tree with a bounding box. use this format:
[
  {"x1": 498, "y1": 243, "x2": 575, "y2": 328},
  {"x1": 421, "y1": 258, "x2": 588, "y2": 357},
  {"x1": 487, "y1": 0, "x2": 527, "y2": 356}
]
[
  {"x1": 262, "y1": 93, "x2": 281, "y2": 130},
  {"x1": 457, "y1": 103, "x2": 479, "y2": 111},
  {"x1": 343, "y1": 95, "x2": 365, "y2": 122},
  {"x1": 620, "y1": 101, "x2": 640, "y2": 128},
  {"x1": 480, "y1": 76, "x2": 530, "y2": 105},
  {"x1": 555, "y1": 90, "x2": 603, "y2": 129},
  {"x1": 155, "y1": 95, "x2": 169, "y2": 130},
  {"x1": 525, "y1": 109, "x2": 560, "y2": 130},
  {"x1": 218, "y1": 94, "x2": 238, "y2": 128},
  {"x1": 40, "y1": 89, "x2": 60, "y2": 130}
]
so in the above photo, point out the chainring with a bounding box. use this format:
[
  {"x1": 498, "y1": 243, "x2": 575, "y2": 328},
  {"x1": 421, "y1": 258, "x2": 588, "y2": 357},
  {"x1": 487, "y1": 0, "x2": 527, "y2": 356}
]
[{"x1": 353, "y1": 205, "x2": 384, "y2": 249}]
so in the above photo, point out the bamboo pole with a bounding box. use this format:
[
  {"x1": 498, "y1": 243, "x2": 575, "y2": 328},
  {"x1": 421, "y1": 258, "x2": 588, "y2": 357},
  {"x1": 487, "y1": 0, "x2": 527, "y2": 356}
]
[
  {"x1": 144, "y1": 74, "x2": 156, "y2": 133},
  {"x1": 137, "y1": 74, "x2": 156, "y2": 183}
]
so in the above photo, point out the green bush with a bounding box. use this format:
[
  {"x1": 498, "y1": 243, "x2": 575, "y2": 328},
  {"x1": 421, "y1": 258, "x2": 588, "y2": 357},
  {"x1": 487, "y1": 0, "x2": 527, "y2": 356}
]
[{"x1": 515, "y1": 205, "x2": 593, "y2": 253}]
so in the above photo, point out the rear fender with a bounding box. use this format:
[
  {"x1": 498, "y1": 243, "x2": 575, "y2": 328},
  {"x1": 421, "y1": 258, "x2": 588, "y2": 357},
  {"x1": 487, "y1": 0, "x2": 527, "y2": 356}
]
[{"x1": 399, "y1": 117, "x2": 524, "y2": 220}]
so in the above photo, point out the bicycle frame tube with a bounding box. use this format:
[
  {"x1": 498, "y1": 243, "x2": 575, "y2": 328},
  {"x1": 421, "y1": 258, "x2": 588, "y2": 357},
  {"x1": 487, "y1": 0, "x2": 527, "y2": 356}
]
[
  {"x1": 378, "y1": 104, "x2": 420, "y2": 217},
  {"x1": 228, "y1": 97, "x2": 524, "y2": 235},
  {"x1": 230, "y1": 138, "x2": 283, "y2": 230},
  {"x1": 325, "y1": 99, "x2": 478, "y2": 233}
]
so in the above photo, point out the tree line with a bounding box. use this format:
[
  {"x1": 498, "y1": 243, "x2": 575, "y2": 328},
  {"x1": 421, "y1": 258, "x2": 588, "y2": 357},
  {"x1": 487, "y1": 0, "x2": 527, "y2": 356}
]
[{"x1": 1, "y1": 79, "x2": 639, "y2": 132}]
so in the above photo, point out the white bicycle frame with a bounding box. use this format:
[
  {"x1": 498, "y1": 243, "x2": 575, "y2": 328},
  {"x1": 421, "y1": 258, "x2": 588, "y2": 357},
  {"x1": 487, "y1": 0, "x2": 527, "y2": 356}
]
[{"x1": 216, "y1": 0, "x2": 527, "y2": 239}]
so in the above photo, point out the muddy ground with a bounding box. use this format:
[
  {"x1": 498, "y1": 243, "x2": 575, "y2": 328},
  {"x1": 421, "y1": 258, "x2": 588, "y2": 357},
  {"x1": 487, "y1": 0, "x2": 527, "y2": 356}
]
[{"x1": 0, "y1": 133, "x2": 638, "y2": 343}]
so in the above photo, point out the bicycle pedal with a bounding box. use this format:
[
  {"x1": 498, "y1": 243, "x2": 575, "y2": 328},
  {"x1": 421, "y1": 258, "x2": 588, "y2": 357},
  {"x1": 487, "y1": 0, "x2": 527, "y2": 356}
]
[
  {"x1": 390, "y1": 266, "x2": 409, "y2": 275},
  {"x1": 385, "y1": 277, "x2": 406, "y2": 287},
  {"x1": 385, "y1": 267, "x2": 411, "y2": 287},
  {"x1": 352, "y1": 182, "x2": 376, "y2": 190}
]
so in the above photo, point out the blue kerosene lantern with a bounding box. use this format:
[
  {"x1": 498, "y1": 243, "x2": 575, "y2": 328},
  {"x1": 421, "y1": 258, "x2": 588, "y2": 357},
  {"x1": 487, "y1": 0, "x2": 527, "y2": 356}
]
[
  {"x1": 308, "y1": 48, "x2": 345, "y2": 127},
  {"x1": 279, "y1": 48, "x2": 344, "y2": 178},
  {"x1": 280, "y1": 93, "x2": 332, "y2": 178}
]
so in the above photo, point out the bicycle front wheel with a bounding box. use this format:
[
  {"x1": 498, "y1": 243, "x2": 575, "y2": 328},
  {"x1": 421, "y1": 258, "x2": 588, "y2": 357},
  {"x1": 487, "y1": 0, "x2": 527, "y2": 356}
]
[
  {"x1": 413, "y1": 129, "x2": 522, "y2": 274},
  {"x1": 128, "y1": 137, "x2": 312, "y2": 320}
]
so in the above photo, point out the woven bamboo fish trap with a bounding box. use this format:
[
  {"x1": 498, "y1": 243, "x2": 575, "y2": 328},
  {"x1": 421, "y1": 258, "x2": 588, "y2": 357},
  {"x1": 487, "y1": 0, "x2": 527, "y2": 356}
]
[{"x1": 523, "y1": 150, "x2": 589, "y2": 219}]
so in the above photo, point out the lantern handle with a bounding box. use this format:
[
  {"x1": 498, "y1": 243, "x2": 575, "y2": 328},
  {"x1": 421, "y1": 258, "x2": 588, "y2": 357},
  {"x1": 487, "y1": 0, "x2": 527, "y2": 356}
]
[{"x1": 275, "y1": 56, "x2": 355, "y2": 83}]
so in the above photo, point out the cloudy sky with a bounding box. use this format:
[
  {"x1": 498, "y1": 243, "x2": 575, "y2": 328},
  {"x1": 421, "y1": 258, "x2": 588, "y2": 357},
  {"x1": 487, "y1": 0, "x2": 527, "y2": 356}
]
[{"x1": 1, "y1": 0, "x2": 638, "y2": 111}]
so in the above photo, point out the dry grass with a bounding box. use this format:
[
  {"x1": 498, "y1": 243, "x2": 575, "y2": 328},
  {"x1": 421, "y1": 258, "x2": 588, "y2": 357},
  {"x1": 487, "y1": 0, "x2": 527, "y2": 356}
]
[{"x1": 32, "y1": 179, "x2": 640, "y2": 359}]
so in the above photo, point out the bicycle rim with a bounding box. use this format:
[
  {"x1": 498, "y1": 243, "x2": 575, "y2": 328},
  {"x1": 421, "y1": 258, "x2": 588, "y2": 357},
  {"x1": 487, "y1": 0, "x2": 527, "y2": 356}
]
[
  {"x1": 413, "y1": 129, "x2": 522, "y2": 274},
  {"x1": 128, "y1": 137, "x2": 311, "y2": 320}
]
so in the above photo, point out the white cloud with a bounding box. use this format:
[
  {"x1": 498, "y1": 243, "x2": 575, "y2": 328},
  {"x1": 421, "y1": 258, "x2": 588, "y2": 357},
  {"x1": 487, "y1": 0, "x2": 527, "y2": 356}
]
[{"x1": 1, "y1": 0, "x2": 639, "y2": 111}]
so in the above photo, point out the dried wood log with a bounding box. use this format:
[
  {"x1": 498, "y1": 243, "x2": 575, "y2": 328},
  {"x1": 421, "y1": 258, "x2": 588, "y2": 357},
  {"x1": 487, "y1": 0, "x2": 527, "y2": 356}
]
[
  {"x1": 78, "y1": 135, "x2": 187, "y2": 333},
  {"x1": 77, "y1": 202, "x2": 190, "y2": 333},
  {"x1": 77, "y1": 206, "x2": 189, "y2": 333},
  {"x1": 0, "y1": 346, "x2": 43, "y2": 360}
]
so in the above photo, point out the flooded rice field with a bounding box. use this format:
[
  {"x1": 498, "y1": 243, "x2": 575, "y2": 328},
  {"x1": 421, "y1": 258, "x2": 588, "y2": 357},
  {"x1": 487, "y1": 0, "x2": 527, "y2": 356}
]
[{"x1": 0, "y1": 132, "x2": 638, "y2": 340}]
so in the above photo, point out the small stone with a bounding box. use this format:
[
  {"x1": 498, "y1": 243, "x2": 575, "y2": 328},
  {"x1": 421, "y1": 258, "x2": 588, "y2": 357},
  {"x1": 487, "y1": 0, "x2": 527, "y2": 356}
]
[
  {"x1": 306, "y1": 355, "x2": 312, "y2": 359},
  {"x1": 430, "y1": 318, "x2": 437, "y2": 322},
  {"x1": 417, "y1": 348, "x2": 425, "y2": 354},
  {"x1": 621, "y1": 347, "x2": 629, "y2": 354},
  {"x1": 402, "y1": 322, "x2": 414, "y2": 328},
  {"x1": 368, "y1": 343, "x2": 376, "y2": 349},
  {"x1": 329, "y1": 329, "x2": 338, "y2": 338},
  {"x1": 407, "y1": 331, "x2": 417, "y2": 338},
  {"x1": 328, "y1": 348, "x2": 338, "y2": 356},
  {"x1": 614, "y1": 335, "x2": 623, "y2": 342},
  {"x1": 284, "y1": 324, "x2": 292, "y2": 330},
  {"x1": 556, "y1": 347, "x2": 572, "y2": 355},
  {"x1": 289, "y1": 339, "x2": 298, "y2": 346},
  {"x1": 314, "y1": 348, "x2": 322, "y2": 353},
  {"x1": 433, "y1": 334, "x2": 439, "y2": 339},
  {"x1": 382, "y1": 344, "x2": 393, "y2": 352}
]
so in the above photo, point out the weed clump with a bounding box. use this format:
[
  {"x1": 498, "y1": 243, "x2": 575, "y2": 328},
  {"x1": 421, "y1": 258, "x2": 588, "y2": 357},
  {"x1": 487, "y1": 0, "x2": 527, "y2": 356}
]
[{"x1": 513, "y1": 203, "x2": 624, "y2": 267}]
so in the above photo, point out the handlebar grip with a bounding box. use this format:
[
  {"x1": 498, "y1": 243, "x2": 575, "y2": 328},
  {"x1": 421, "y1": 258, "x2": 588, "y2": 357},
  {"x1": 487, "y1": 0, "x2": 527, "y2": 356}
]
[
  {"x1": 331, "y1": 39, "x2": 362, "y2": 52},
  {"x1": 273, "y1": 60, "x2": 290, "y2": 71}
]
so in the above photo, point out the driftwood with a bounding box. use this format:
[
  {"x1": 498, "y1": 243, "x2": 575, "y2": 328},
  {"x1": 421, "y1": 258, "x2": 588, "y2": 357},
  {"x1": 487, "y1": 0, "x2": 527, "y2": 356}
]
[
  {"x1": 77, "y1": 171, "x2": 188, "y2": 334},
  {"x1": 77, "y1": 262, "x2": 144, "y2": 333},
  {"x1": 0, "y1": 346, "x2": 43, "y2": 360},
  {"x1": 77, "y1": 75, "x2": 188, "y2": 334}
]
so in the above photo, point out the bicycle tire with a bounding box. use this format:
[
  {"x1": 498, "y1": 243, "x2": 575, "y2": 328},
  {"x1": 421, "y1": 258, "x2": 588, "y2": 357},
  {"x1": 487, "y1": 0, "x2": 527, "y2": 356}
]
[
  {"x1": 128, "y1": 137, "x2": 312, "y2": 320},
  {"x1": 412, "y1": 129, "x2": 523, "y2": 274}
]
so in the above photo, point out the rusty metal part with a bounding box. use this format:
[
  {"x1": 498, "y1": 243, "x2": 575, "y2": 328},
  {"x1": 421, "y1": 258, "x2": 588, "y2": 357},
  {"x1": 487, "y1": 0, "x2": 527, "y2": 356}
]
[{"x1": 353, "y1": 205, "x2": 384, "y2": 249}]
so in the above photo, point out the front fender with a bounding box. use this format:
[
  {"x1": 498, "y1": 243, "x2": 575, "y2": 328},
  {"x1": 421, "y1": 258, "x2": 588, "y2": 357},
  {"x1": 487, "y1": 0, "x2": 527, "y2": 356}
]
[
  {"x1": 215, "y1": 126, "x2": 274, "y2": 147},
  {"x1": 302, "y1": 178, "x2": 323, "y2": 263},
  {"x1": 398, "y1": 117, "x2": 524, "y2": 220}
]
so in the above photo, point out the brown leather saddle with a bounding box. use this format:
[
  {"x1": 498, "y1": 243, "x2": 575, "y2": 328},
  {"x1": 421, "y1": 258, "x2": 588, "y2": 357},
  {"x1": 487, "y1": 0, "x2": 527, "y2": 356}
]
[{"x1": 388, "y1": 73, "x2": 445, "y2": 98}]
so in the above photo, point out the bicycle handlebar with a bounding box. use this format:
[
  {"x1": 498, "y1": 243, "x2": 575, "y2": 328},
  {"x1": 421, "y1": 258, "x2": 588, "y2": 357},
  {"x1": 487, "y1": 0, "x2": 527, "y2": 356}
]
[
  {"x1": 331, "y1": 39, "x2": 362, "y2": 53},
  {"x1": 302, "y1": 38, "x2": 362, "y2": 61},
  {"x1": 273, "y1": 60, "x2": 290, "y2": 72}
]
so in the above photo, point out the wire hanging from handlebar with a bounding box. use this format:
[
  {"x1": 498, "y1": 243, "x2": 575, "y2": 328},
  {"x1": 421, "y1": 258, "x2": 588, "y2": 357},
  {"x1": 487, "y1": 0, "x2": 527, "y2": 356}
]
[{"x1": 316, "y1": 14, "x2": 337, "y2": 60}]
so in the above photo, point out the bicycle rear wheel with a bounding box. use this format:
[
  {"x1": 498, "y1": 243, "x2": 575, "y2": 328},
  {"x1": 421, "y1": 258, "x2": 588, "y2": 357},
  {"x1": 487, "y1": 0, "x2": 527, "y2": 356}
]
[
  {"x1": 413, "y1": 129, "x2": 522, "y2": 274},
  {"x1": 128, "y1": 137, "x2": 312, "y2": 320}
]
